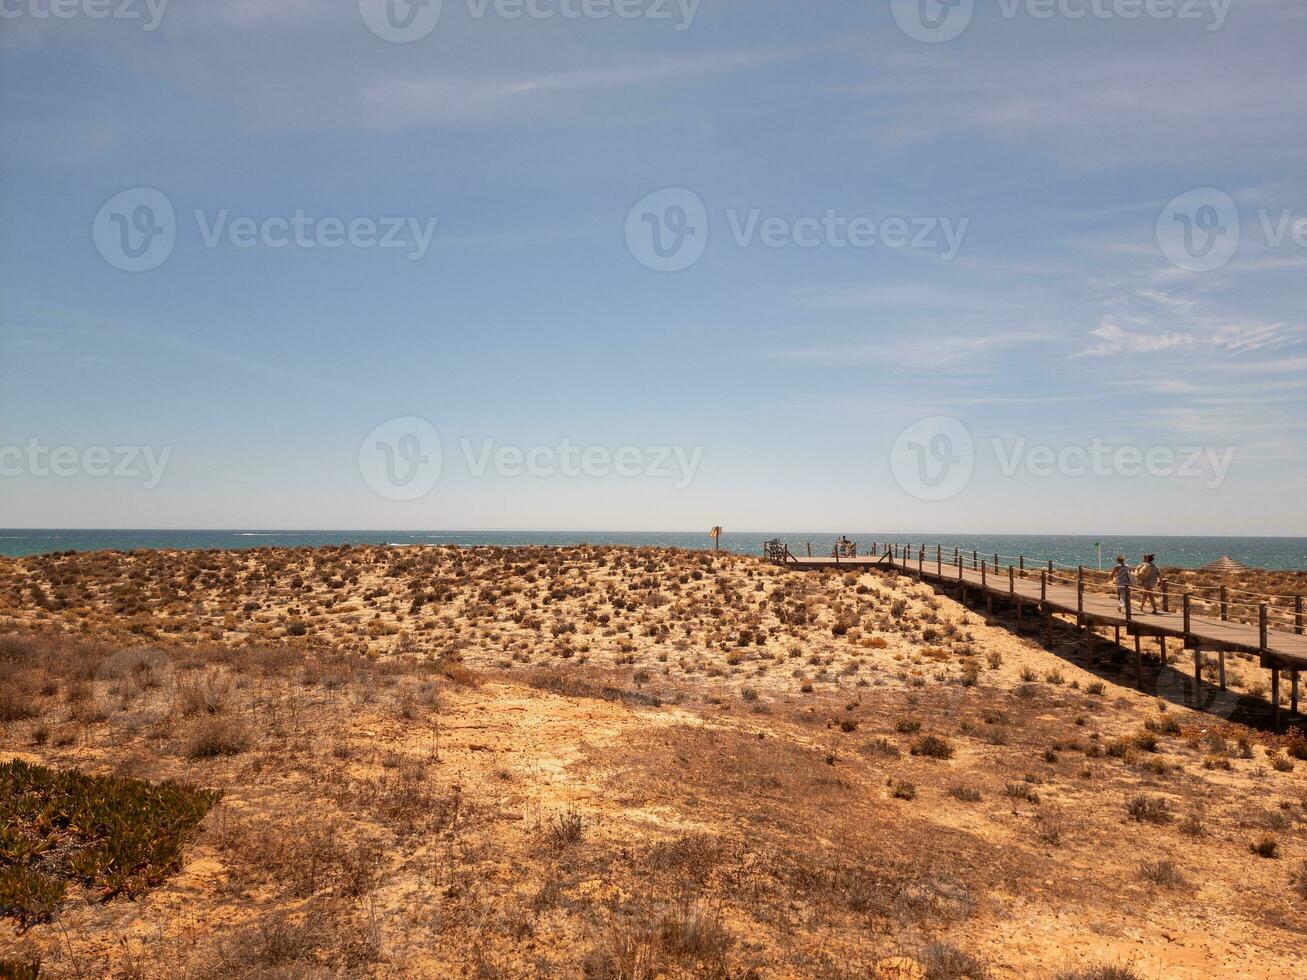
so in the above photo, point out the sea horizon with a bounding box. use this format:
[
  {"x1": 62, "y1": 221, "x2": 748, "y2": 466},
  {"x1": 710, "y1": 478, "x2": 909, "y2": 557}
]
[{"x1": 4, "y1": 528, "x2": 1306, "y2": 570}]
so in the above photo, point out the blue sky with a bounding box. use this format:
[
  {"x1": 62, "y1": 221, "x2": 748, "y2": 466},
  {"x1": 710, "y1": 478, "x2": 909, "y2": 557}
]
[{"x1": 1, "y1": 0, "x2": 1304, "y2": 535}]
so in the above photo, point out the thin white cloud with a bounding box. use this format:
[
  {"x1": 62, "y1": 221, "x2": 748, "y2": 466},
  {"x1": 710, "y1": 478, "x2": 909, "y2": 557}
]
[
  {"x1": 767, "y1": 330, "x2": 1053, "y2": 368},
  {"x1": 1080, "y1": 321, "x2": 1192, "y2": 357},
  {"x1": 1079, "y1": 319, "x2": 1301, "y2": 358}
]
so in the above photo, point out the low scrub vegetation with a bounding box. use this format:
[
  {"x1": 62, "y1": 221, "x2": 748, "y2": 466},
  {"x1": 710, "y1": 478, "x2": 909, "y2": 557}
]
[{"x1": 0, "y1": 760, "x2": 218, "y2": 925}]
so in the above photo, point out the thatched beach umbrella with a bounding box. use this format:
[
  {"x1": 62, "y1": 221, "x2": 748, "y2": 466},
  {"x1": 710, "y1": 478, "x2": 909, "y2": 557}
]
[{"x1": 1200, "y1": 555, "x2": 1251, "y2": 574}]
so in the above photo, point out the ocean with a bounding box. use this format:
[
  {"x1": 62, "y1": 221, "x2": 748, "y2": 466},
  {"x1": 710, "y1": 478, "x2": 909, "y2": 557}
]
[{"x1": 2, "y1": 530, "x2": 1306, "y2": 570}]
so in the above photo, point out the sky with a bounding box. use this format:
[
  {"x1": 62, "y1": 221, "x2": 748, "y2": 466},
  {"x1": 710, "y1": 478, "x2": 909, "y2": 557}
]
[{"x1": 0, "y1": 0, "x2": 1304, "y2": 536}]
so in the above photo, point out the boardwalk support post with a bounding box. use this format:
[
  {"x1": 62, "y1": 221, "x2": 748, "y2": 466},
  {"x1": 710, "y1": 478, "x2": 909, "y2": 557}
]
[
  {"x1": 1134, "y1": 634, "x2": 1143, "y2": 689},
  {"x1": 1184, "y1": 594, "x2": 1198, "y2": 705},
  {"x1": 1261, "y1": 605, "x2": 1279, "y2": 733}
]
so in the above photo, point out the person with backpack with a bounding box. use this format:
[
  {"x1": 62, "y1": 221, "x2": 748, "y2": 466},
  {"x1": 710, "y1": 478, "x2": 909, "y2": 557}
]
[{"x1": 1135, "y1": 553, "x2": 1162, "y2": 614}]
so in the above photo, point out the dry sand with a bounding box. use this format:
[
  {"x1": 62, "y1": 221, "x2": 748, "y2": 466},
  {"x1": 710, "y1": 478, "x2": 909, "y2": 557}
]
[{"x1": 0, "y1": 545, "x2": 1304, "y2": 978}]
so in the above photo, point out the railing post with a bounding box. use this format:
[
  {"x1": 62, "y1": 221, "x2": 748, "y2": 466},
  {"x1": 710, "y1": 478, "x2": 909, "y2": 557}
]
[
  {"x1": 1075, "y1": 565, "x2": 1093, "y2": 664},
  {"x1": 1162, "y1": 581, "x2": 1170, "y2": 613},
  {"x1": 994, "y1": 553, "x2": 1000, "y2": 573},
  {"x1": 973, "y1": 549, "x2": 978, "y2": 570},
  {"x1": 1009, "y1": 565, "x2": 1015, "y2": 598},
  {"x1": 1019, "y1": 555, "x2": 1025, "y2": 573},
  {"x1": 1296, "y1": 595, "x2": 1304, "y2": 635},
  {"x1": 936, "y1": 545, "x2": 942, "y2": 576},
  {"x1": 1041, "y1": 570, "x2": 1047, "y2": 603},
  {"x1": 1219, "y1": 585, "x2": 1228, "y2": 621},
  {"x1": 1183, "y1": 593, "x2": 1191, "y2": 634},
  {"x1": 1124, "y1": 584, "x2": 1132, "y2": 624},
  {"x1": 981, "y1": 561, "x2": 987, "y2": 589},
  {"x1": 918, "y1": 547, "x2": 924, "y2": 577}
]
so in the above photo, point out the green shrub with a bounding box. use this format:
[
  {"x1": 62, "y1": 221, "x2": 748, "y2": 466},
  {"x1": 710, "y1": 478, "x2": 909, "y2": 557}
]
[
  {"x1": 0, "y1": 759, "x2": 220, "y2": 923},
  {"x1": 0, "y1": 867, "x2": 65, "y2": 928}
]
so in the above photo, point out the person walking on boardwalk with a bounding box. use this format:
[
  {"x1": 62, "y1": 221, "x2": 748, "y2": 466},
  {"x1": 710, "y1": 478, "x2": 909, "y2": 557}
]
[
  {"x1": 1110, "y1": 555, "x2": 1133, "y2": 612},
  {"x1": 1135, "y1": 553, "x2": 1162, "y2": 614}
]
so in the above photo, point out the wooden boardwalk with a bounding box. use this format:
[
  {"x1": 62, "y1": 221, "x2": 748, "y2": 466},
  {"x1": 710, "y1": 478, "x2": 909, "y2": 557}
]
[{"x1": 769, "y1": 546, "x2": 1306, "y2": 732}]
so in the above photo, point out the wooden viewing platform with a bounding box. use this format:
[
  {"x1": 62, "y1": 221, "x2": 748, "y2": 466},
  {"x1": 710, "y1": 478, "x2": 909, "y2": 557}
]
[{"x1": 765, "y1": 541, "x2": 1306, "y2": 733}]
